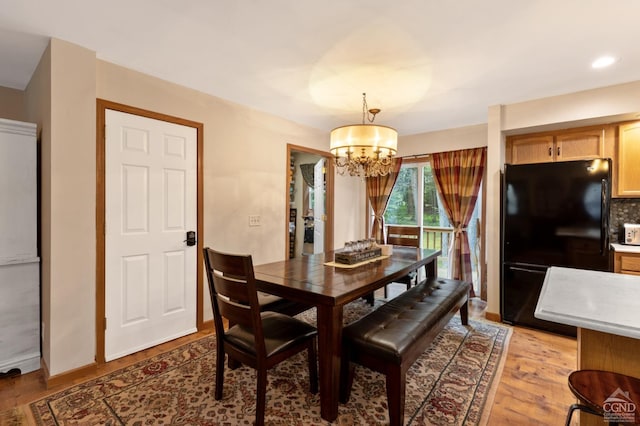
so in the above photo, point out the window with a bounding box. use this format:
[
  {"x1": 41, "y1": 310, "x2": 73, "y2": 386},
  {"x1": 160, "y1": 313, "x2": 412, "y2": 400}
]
[{"x1": 383, "y1": 160, "x2": 482, "y2": 294}]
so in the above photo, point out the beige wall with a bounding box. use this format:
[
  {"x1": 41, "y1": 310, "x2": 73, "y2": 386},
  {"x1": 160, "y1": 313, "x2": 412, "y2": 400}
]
[
  {"x1": 17, "y1": 38, "x2": 363, "y2": 377},
  {"x1": 24, "y1": 43, "x2": 52, "y2": 373},
  {"x1": 398, "y1": 123, "x2": 487, "y2": 156},
  {"x1": 12, "y1": 34, "x2": 640, "y2": 377},
  {"x1": 0, "y1": 86, "x2": 26, "y2": 121},
  {"x1": 96, "y1": 59, "x2": 363, "y2": 366},
  {"x1": 24, "y1": 39, "x2": 97, "y2": 376},
  {"x1": 96, "y1": 59, "x2": 340, "y2": 261},
  {"x1": 485, "y1": 81, "x2": 640, "y2": 318},
  {"x1": 386, "y1": 83, "x2": 640, "y2": 320}
]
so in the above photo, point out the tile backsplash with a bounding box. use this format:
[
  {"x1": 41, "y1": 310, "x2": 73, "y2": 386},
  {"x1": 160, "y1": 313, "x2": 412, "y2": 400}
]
[{"x1": 610, "y1": 198, "x2": 640, "y2": 243}]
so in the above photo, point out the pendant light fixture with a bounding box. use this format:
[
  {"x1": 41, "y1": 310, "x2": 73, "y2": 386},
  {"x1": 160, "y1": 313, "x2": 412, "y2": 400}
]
[{"x1": 330, "y1": 93, "x2": 398, "y2": 177}]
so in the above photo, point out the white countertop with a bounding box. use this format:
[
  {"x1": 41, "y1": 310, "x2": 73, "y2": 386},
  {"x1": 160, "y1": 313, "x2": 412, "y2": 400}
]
[
  {"x1": 611, "y1": 243, "x2": 640, "y2": 254},
  {"x1": 535, "y1": 266, "x2": 640, "y2": 339}
]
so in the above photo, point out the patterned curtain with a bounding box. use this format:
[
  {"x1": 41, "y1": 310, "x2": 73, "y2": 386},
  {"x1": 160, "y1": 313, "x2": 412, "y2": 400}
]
[
  {"x1": 366, "y1": 158, "x2": 403, "y2": 243},
  {"x1": 299, "y1": 164, "x2": 315, "y2": 188},
  {"x1": 431, "y1": 147, "x2": 486, "y2": 295}
]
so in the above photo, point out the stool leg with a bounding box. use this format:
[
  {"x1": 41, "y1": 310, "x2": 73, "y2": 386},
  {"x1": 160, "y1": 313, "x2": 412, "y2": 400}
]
[
  {"x1": 565, "y1": 404, "x2": 579, "y2": 426},
  {"x1": 565, "y1": 403, "x2": 605, "y2": 426}
]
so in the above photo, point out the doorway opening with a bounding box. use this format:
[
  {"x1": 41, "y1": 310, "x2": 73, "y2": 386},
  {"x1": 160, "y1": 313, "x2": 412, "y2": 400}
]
[{"x1": 286, "y1": 144, "x2": 334, "y2": 259}]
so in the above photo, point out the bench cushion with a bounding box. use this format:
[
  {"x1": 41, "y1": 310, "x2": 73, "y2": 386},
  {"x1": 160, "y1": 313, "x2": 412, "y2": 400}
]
[{"x1": 343, "y1": 278, "x2": 469, "y2": 364}]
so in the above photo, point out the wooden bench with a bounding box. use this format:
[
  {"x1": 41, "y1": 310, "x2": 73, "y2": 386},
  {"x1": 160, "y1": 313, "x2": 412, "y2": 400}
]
[{"x1": 339, "y1": 277, "x2": 470, "y2": 426}]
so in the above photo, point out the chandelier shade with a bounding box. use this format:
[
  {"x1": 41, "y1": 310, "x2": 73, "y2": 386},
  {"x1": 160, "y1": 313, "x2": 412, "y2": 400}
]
[{"x1": 330, "y1": 94, "x2": 398, "y2": 177}]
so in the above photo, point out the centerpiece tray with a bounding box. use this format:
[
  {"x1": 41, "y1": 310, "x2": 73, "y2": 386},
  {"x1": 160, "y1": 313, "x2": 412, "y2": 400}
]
[{"x1": 334, "y1": 247, "x2": 382, "y2": 265}]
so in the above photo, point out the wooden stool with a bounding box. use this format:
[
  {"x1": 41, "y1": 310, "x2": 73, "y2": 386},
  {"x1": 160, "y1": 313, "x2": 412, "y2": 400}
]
[{"x1": 566, "y1": 370, "x2": 640, "y2": 426}]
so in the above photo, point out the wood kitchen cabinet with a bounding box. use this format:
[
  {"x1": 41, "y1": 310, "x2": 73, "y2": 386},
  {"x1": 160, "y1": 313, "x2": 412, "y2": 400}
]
[
  {"x1": 613, "y1": 250, "x2": 640, "y2": 275},
  {"x1": 615, "y1": 121, "x2": 640, "y2": 197},
  {"x1": 507, "y1": 128, "x2": 605, "y2": 165}
]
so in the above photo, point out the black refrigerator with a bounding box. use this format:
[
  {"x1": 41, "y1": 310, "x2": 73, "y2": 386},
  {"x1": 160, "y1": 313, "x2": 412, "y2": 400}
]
[{"x1": 501, "y1": 159, "x2": 612, "y2": 336}]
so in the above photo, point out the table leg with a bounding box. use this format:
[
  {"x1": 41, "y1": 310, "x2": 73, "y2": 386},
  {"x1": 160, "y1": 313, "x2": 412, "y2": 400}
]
[
  {"x1": 316, "y1": 304, "x2": 343, "y2": 422},
  {"x1": 425, "y1": 257, "x2": 437, "y2": 278}
]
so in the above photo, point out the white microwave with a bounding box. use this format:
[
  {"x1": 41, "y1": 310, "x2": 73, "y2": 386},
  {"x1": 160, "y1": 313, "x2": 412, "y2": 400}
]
[{"x1": 622, "y1": 223, "x2": 640, "y2": 245}]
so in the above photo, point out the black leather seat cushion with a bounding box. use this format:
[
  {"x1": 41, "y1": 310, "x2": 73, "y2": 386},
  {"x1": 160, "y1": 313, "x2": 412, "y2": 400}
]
[
  {"x1": 226, "y1": 311, "x2": 317, "y2": 357},
  {"x1": 343, "y1": 278, "x2": 469, "y2": 364}
]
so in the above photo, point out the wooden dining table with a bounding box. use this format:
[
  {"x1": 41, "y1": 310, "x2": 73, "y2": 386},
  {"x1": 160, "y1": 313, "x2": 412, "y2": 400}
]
[{"x1": 253, "y1": 246, "x2": 441, "y2": 422}]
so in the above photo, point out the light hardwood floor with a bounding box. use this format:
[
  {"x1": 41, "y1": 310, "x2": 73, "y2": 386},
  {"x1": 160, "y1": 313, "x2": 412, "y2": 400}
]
[{"x1": 0, "y1": 297, "x2": 578, "y2": 425}]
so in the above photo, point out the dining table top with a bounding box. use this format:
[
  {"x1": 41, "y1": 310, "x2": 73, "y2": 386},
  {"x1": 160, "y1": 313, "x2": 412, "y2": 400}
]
[
  {"x1": 252, "y1": 245, "x2": 442, "y2": 422},
  {"x1": 254, "y1": 246, "x2": 441, "y2": 307}
]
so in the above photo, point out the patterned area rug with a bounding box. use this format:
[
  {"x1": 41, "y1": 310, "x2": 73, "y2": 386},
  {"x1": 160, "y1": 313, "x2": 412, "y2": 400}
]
[{"x1": 12, "y1": 300, "x2": 511, "y2": 425}]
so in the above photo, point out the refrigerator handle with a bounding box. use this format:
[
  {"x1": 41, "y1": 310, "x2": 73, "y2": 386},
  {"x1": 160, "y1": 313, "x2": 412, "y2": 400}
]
[
  {"x1": 508, "y1": 266, "x2": 548, "y2": 275},
  {"x1": 601, "y1": 178, "x2": 608, "y2": 255}
]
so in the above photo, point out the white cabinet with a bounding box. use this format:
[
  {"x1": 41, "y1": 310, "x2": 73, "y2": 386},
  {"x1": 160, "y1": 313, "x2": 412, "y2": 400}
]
[{"x1": 0, "y1": 118, "x2": 40, "y2": 375}]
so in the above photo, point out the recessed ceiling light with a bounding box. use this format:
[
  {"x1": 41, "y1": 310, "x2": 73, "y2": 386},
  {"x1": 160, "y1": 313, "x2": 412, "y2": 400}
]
[{"x1": 591, "y1": 56, "x2": 617, "y2": 69}]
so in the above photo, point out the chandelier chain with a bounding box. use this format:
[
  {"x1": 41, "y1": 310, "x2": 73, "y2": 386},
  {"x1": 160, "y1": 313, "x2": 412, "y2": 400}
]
[{"x1": 362, "y1": 92, "x2": 377, "y2": 124}]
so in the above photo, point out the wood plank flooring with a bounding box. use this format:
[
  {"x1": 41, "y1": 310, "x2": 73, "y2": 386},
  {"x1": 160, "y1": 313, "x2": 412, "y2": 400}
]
[{"x1": 0, "y1": 296, "x2": 578, "y2": 425}]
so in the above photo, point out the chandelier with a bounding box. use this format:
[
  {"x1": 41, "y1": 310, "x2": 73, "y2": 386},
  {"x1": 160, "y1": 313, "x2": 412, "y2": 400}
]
[{"x1": 330, "y1": 93, "x2": 398, "y2": 178}]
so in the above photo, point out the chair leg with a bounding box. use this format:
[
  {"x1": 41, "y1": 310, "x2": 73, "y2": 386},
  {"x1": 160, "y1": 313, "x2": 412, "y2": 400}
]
[
  {"x1": 364, "y1": 292, "x2": 374, "y2": 305},
  {"x1": 387, "y1": 366, "x2": 406, "y2": 426},
  {"x1": 255, "y1": 369, "x2": 268, "y2": 426},
  {"x1": 308, "y1": 339, "x2": 318, "y2": 394},
  {"x1": 565, "y1": 403, "x2": 604, "y2": 426},
  {"x1": 215, "y1": 347, "x2": 225, "y2": 400},
  {"x1": 339, "y1": 351, "x2": 355, "y2": 404},
  {"x1": 228, "y1": 357, "x2": 241, "y2": 369},
  {"x1": 460, "y1": 301, "x2": 469, "y2": 325}
]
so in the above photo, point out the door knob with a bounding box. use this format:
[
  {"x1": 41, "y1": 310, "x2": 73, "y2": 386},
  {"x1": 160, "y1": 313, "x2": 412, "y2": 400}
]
[{"x1": 184, "y1": 231, "x2": 197, "y2": 246}]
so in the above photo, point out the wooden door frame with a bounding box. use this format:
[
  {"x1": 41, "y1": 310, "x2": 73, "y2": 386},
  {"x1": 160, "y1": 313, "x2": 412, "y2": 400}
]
[
  {"x1": 96, "y1": 99, "x2": 204, "y2": 364},
  {"x1": 285, "y1": 144, "x2": 334, "y2": 259}
]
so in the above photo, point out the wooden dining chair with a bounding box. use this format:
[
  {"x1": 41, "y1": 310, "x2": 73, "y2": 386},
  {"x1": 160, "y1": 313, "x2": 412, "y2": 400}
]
[
  {"x1": 203, "y1": 247, "x2": 318, "y2": 426},
  {"x1": 384, "y1": 225, "x2": 421, "y2": 298}
]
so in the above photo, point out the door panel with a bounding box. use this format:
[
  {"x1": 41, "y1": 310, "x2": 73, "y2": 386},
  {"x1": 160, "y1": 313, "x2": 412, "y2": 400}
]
[
  {"x1": 313, "y1": 159, "x2": 325, "y2": 253},
  {"x1": 105, "y1": 109, "x2": 197, "y2": 361},
  {"x1": 501, "y1": 264, "x2": 576, "y2": 336}
]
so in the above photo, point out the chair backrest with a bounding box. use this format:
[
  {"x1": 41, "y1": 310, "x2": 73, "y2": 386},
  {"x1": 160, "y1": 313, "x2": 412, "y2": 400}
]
[
  {"x1": 386, "y1": 225, "x2": 421, "y2": 248},
  {"x1": 203, "y1": 247, "x2": 266, "y2": 354}
]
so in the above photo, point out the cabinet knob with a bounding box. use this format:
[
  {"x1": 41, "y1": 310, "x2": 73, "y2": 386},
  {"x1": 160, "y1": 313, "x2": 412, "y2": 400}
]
[
  {"x1": 557, "y1": 146, "x2": 561, "y2": 157},
  {"x1": 548, "y1": 147, "x2": 552, "y2": 156}
]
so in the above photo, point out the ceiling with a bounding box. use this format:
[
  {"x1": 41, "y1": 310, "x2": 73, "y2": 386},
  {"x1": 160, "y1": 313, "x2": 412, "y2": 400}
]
[{"x1": 1, "y1": 0, "x2": 639, "y2": 135}]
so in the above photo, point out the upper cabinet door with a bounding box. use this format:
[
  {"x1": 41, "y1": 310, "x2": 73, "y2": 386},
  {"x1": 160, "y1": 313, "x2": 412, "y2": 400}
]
[
  {"x1": 508, "y1": 135, "x2": 554, "y2": 164},
  {"x1": 555, "y1": 129, "x2": 604, "y2": 161},
  {"x1": 507, "y1": 128, "x2": 607, "y2": 165},
  {"x1": 616, "y1": 122, "x2": 640, "y2": 198}
]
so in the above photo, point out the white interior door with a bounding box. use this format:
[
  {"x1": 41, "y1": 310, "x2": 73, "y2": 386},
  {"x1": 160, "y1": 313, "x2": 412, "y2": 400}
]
[
  {"x1": 313, "y1": 159, "x2": 325, "y2": 253},
  {"x1": 105, "y1": 109, "x2": 197, "y2": 361}
]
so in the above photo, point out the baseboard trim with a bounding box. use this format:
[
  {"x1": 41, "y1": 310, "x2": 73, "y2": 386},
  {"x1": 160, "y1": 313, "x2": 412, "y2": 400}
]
[
  {"x1": 485, "y1": 311, "x2": 501, "y2": 322},
  {"x1": 46, "y1": 361, "x2": 97, "y2": 389}
]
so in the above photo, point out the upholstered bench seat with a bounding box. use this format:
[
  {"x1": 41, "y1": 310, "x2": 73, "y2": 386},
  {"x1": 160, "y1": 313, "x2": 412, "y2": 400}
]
[{"x1": 340, "y1": 277, "x2": 469, "y2": 426}]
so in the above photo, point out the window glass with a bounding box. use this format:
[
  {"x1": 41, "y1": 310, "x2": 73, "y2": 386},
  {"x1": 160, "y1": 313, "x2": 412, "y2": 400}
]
[
  {"x1": 382, "y1": 161, "x2": 483, "y2": 294},
  {"x1": 383, "y1": 166, "x2": 418, "y2": 226},
  {"x1": 422, "y1": 163, "x2": 446, "y2": 227}
]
